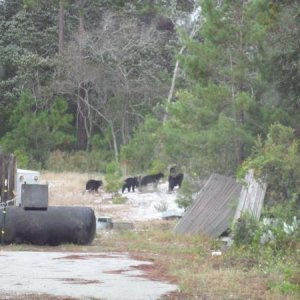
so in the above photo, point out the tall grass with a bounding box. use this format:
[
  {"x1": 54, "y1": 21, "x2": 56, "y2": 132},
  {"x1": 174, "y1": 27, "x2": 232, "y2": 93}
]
[{"x1": 40, "y1": 171, "x2": 103, "y2": 206}]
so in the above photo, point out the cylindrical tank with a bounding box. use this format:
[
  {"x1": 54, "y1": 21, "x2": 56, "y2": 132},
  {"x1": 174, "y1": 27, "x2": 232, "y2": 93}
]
[{"x1": 0, "y1": 206, "x2": 96, "y2": 246}]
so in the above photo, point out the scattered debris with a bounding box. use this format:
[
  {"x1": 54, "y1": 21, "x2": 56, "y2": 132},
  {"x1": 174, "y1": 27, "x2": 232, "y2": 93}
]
[
  {"x1": 161, "y1": 209, "x2": 183, "y2": 220},
  {"x1": 211, "y1": 251, "x2": 222, "y2": 256}
]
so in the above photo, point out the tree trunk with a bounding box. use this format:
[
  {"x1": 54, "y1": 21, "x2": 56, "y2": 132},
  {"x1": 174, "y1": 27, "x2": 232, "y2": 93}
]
[
  {"x1": 76, "y1": 2, "x2": 88, "y2": 150},
  {"x1": 121, "y1": 96, "x2": 129, "y2": 145},
  {"x1": 163, "y1": 46, "x2": 185, "y2": 124},
  {"x1": 163, "y1": 5, "x2": 201, "y2": 124},
  {"x1": 58, "y1": 0, "x2": 64, "y2": 55},
  {"x1": 238, "y1": 107, "x2": 245, "y2": 163},
  {"x1": 110, "y1": 123, "x2": 119, "y2": 163},
  {"x1": 77, "y1": 84, "x2": 88, "y2": 150}
]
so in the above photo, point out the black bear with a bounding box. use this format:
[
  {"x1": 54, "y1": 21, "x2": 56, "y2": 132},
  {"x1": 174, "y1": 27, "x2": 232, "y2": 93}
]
[
  {"x1": 122, "y1": 177, "x2": 140, "y2": 193},
  {"x1": 169, "y1": 166, "x2": 177, "y2": 175},
  {"x1": 86, "y1": 179, "x2": 103, "y2": 192},
  {"x1": 168, "y1": 173, "x2": 184, "y2": 191},
  {"x1": 140, "y1": 172, "x2": 164, "y2": 186}
]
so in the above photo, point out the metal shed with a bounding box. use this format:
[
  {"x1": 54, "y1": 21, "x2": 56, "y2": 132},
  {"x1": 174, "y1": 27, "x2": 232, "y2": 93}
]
[{"x1": 174, "y1": 174, "x2": 242, "y2": 237}]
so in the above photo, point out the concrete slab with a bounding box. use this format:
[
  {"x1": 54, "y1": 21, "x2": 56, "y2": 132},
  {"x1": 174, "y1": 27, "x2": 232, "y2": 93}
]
[{"x1": 0, "y1": 251, "x2": 178, "y2": 300}]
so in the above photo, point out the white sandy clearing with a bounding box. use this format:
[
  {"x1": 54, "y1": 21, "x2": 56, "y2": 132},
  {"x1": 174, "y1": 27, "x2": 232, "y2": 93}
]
[
  {"x1": 41, "y1": 172, "x2": 184, "y2": 223},
  {"x1": 93, "y1": 181, "x2": 184, "y2": 222}
]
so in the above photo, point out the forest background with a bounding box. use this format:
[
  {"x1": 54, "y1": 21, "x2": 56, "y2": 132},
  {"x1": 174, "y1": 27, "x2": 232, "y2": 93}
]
[
  {"x1": 1, "y1": 0, "x2": 300, "y2": 205},
  {"x1": 1, "y1": 0, "x2": 300, "y2": 203}
]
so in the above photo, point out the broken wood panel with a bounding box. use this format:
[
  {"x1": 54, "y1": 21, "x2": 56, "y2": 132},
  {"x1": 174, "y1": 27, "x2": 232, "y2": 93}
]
[
  {"x1": 234, "y1": 169, "x2": 267, "y2": 221},
  {"x1": 174, "y1": 174, "x2": 242, "y2": 237}
]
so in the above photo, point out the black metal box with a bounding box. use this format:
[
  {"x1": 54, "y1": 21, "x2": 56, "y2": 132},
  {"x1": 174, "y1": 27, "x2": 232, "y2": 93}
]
[{"x1": 21, "y1": 184, "x2": 48, "y2": 209}]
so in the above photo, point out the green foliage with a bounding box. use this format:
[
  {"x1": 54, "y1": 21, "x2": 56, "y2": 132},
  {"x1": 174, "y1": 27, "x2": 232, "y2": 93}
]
[
  {"x1": 238, "y1": 123, "x2": 300, "y2": 204},
  {"x1": 120, "y1": 116, "x2": 165, "y2": 173},
  {"x1": 149, "y1": 160, "x2": 166, "y2": 175},
  {"x1": 105, "y1": 160, "x2": 120, "y2": 175},
  {"x1": 175, "y1": 191, "x2": 192, "y2": 210},
  {"x1": 271, "y1": 280, "x2": 300, "y2": 295},
  {"x1": 167, "y1": 0, "x2": 289, "y2": 182},
  {"x1": 227, "y1": 243, "x2": 300, "y2": 297},
  {"x1": 0, "y1": 0, "x2": 58, "y2": 132},
  {"x1": 12, "y1": 149, "x2": 29, "y2": 169},
  {"x1": 163, "y1": 87, "x2": 255, "y2": 178},
  {"x1": 175, "y1": 174, "x2": 201, "y2": 209},
  {"x1": 1, "y1": 0, "x2": 177, "y2": 160},
  {"x1": 232, "y1": 212, "x2": 260, "y2": 247},
  {"x1": 1, "y1": 3, "x2": 58, "y2": 55},
  {"x1": 104, "y1": 161, "x2": 122, "y2": 194},
  {"x1": 258, "y1": 216, "x2": 299, "y2": 253},
  {"x1": 263, "y1": 194, "x2": 299, "y2": 221},
  {"x1": 260, "y1": 0, "x2": 300, "y2": 111},
  {"x1": 232, "y1": 203, "x2": 299, "y2": 255},
  {"x1": 265, "y1": 255, "x2": 300, "y2": 295},
  {"x1": 112, "y1": 195, "x2": 127, "y2": 205},
  {"x1": 0, "y1": 92, "x2": 74, "y2": 168}
]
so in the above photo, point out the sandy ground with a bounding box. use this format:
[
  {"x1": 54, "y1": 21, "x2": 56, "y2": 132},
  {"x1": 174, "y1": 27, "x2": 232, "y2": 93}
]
[
  {"x1": 39, "y1": 171, "x2": 184, "y2": 223},
  {"x1": 93, "y1": 182, "x2": 184, "y2": 223}
]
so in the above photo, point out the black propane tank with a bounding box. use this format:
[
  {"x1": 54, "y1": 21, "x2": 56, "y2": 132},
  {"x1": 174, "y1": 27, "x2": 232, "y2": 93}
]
[{"x1": 0, "y1": 206, "x2": 96, "y2": 246}]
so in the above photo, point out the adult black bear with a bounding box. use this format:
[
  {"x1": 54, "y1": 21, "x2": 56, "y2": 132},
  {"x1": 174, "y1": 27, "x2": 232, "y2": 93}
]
[
  {"x1": 168, "y1": 173, "x2": 184, "y2": 191},
  {"x1": 122, "y1": 177, "x2": 140, "y2": 193},
  {"x1": 86, "y1": 179, "x2": 103, "y2": 192},
  {"x1": 140, "y1": 172, "x2": 164, "y2": 186}
]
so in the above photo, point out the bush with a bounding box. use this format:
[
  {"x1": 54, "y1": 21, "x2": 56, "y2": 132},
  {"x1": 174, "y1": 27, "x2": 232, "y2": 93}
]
[
  {"x1": 232, "y1": 212, "x2": 260, "y2": 247},
  {"x1": 0, "y1": 93, "x2": 74, "y2": 167},
  {"x1": 175, "y1": 175, "x2": 205, "y2": 210},
  {"x1": 232, "y1": 206, "x2": 300, "y2": 255},
  {"x1": 120, "y1": 116, "x2": 166, "y2": 173},
  {"x1": 230, "y1": 207, "x2": 300, "y2": 298},
  {"x1": 104, "y1": 161, "x2": 122, "y2": 194},
  {"x1": 258, "y1": 216, "x2": 299, "y2": 253},
  {"x1": 237, "y1": 123, "x2": 300, "y2": 205},
  {"x1": 112, "y1": 195, "x2": 127, "y2": 204}
]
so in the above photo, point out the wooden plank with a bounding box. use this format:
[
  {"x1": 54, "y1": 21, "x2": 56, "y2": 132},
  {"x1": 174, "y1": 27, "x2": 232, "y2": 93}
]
[{"x1": 234, "y1": 169, "x2": 267, "y2": 221}]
